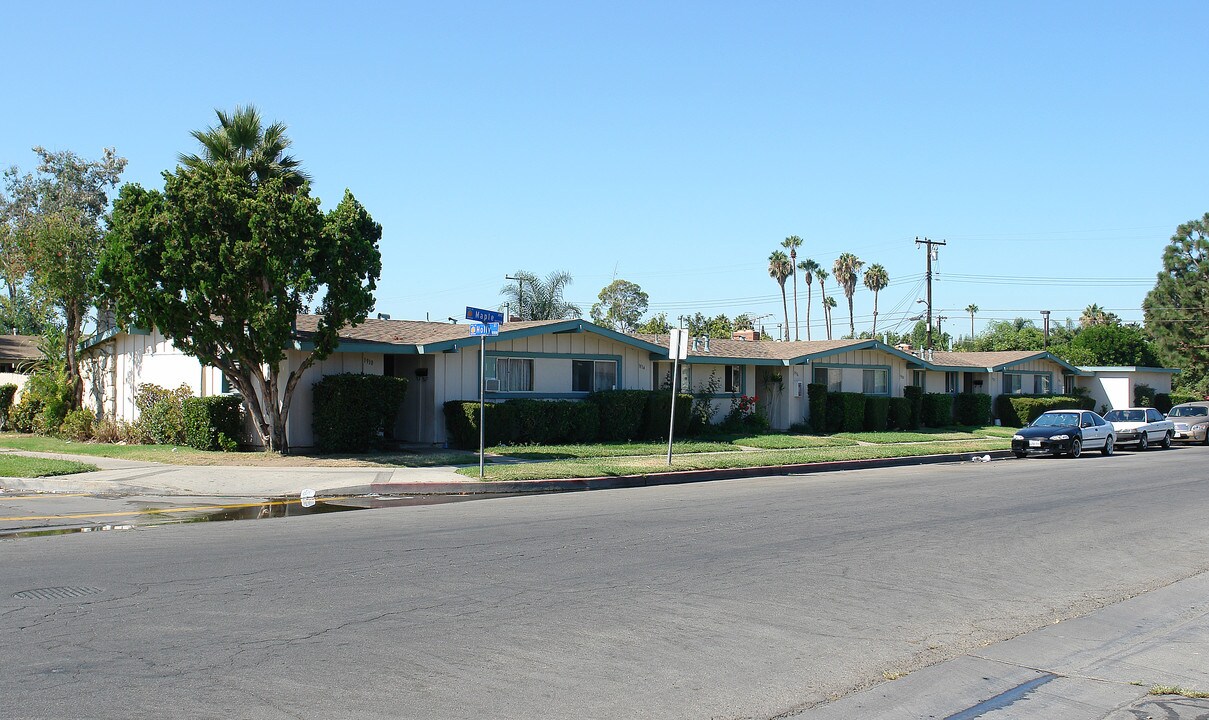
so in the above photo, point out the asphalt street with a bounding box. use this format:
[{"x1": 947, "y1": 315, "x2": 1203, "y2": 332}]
[{"x1": 3, "y1": 445, "x2": 1208, "y2": 719}]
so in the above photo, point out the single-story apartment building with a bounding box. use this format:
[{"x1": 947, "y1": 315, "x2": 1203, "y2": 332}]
[
  {"x1": 79, "y1": 316, "x2": 1184, "y2": 448},
  {"x1": 0, "y1": 334, "x2": 43, "y2": 401},
  {"x1": 1074, "y1": 366, "x2": 1180, "y2": 412}
]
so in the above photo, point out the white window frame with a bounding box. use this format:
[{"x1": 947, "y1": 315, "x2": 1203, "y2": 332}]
[
  {"x1": 945, "y1": 371, "x2": 960, "y2": 394},
  {"x1": 1004, "y1": 373, "x2": 1023, "y2": 395},
  {"x1": 1034, "y1": 374, "x2": 1051, "y2": 394},
  {"x1": 485, "y1": 357, "x2": 534, "y2": 392},
  {"x1": 862, "y1": 368, "x2": 889, "y2": 395},
  {"x1": 571, "y1": 359, "x2": 618, "y2": 393}
]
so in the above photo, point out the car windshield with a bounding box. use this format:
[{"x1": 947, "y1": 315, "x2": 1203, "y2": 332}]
[
  {"x1": 1031, "y1": 413, "x2": 1078, "y2": 427},
  {"x1": 1104, "y1": 410, "x2": 1145, "y2": 423},
  {"x1": 1168, "y1": 406, "x2": 1209, "y2": 418}
]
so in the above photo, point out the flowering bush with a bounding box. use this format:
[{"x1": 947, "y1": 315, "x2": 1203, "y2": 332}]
[{"x1": 721, "y1": 394, "x2": 768, "y2": 432}]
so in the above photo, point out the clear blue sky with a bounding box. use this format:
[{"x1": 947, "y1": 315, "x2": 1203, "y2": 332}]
[{"x1": 5, "y1": 1, "x2": 1206, "y2": 339}]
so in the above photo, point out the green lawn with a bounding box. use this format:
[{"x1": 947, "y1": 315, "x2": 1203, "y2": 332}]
[
  {"x1": 0, "y1": 436, "x2": 229, "y2": 464},
  {"x1": 489, "y1": 440, "x2": 737, "y2": 459},
  {"x1": 834, "y1": 431, "x2": 984, "y2": 443},
  {"x1": 0, "y1": 454, "x2": 99, "y2": 478},
  {"x1": 729, "y1": 434, "x2": 858, "y2": 449},
  {"x1": 459, "y1": 438, "x2": 1011, "y2": 481},
  {"x1": 969, "y1": 425, "x2": 1021, "y2": 438}
]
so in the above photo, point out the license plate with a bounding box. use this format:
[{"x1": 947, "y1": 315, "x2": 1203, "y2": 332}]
[
  {"x1": 1029, "y1": 440, "x2": 1041, "y2": 447},
  {"x1": 1176, "y1": 433, "x2": 1187, "y2": 439}
]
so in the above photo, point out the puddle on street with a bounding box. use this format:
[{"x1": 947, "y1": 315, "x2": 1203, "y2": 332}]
[{"x1": 1, "y1": 492, "x2": 521, "y2": 539}]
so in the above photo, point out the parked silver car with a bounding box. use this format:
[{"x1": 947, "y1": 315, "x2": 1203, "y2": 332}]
[
  {"x1": 1103, "y1": 407, "x2": 1174, "y2": 450},
  {"x1": 1168, "y1": 401, "x2": 1209, "y2": 444}
]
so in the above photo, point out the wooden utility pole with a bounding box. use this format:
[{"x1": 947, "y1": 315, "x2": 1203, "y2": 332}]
[{"x1": 915, "y1": 237, "x2": 947, "y2": 351}]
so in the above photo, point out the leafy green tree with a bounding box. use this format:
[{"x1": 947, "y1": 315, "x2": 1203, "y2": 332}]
[
  {"x1": 633, "y1": 312, "x2": 671, "y2": 335},
  {"x1": 832, "y1": 252, "x2": 864, "y2": 339},
  {"x1": 589, "y1": 279, "x2": 648, "y2": 331},
  {"x1": 1144, "y1": 214, "x2": 1209, "y2": 393},
  {"x1": 964, "y1": 318, "x2": 1045, "y2": 352},
  {"x1": 500, "y1": 270, "x2": 581, "y2": 321},
  {"x1": 1062, "y1": 324, "x2": 1159, "y2": 367},
  {"x1": 863, "y1": 263, "x2": 889, "y2": 335},
  {"x1": 100, "y1": 148, "x2": 381, "y2": 452},
  {"x1": 798, "y1": 258, "x2": 819, "y2": 341},
  {"x1": 6, "y1": 147, "x2": 127, "y2": 410},
  {"x1": 781, "y1": 235, "x2": 803, "y2": 339},
  {"x1": 767, "y1": 250, "x2": 792, "y2": 340}
]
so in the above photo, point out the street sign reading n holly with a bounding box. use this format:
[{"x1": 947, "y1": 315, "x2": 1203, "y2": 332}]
[{"x1": 468, "y1": 322, "x2": 499, "y2": 337}]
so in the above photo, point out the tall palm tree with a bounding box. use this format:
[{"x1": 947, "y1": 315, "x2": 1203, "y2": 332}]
[
  {"x1": 768, "y1": 250, "x2": 793, "y2": 340},
  {"x1": 824, "y1": 296, "x2": 838, "y2": 340},
  {"x1": 815, "y1": 267, "x2": 831, "y2": 340},
  {"x1": 832, "y1": 253, "x2": 865, "y2": 339},
  {"x1": 499, "y1": 270, "x2": 582, "y2": 320},
  {"x1": 1079, "y1": 303, "x2": 1119, "y2": 327},
  {"x1": 863, "y1": 264, "x2": 889, "y2": 336},
  {"x1": 798, "y1": 258, "x2": 820, "y2": 341},
  {"x1": 179, "y1": 105, "x2": 309, "y2": 189},
  {"x1": 966, "y1": 304, "x2": 979, "y2": 338},
  {"x1": 781, "y1": 235, "x2": 803, "y2": 340}
]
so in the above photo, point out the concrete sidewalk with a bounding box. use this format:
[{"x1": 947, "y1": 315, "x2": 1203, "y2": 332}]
[
  {"x1": 0, "y1": 448, "x2": 1013, "y2": 498},
  {"x1": 796, "y1": 570, "x2": 1209, "y2": 719}
]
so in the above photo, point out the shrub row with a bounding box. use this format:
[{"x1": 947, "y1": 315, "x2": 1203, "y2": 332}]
[
  {"x1": 921, "y1": 393, "x2": 953, "y2": 428},
  {"x1": 443, "y1": 390, "x2": 691, "y2": 448},
  {"x1": 183, "y1": 396, "x2": 244, "y2": 451},
  {"x1": 808, "y1": 388, "x2": 913, "y2": 433},
  {"x1": 312, "y1": 373, "x2": 409, "y2": 453},
  {"x1": 0, "y1": 384, "x2": 16, "y2": 430},
  {"x1": 953, "y1": 393, "x2": 993, "y2": 426},
  {"x1": 993, "y1": 394, "x2": 1095, "y2": 426}
]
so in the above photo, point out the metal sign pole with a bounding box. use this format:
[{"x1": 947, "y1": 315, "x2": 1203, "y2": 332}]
[
  {"x1": 479, "y1": 334, "x2": 485, "y2": 478},
  {"x1": 666, "y1": 354, "x2": 679, "y2": 465}
]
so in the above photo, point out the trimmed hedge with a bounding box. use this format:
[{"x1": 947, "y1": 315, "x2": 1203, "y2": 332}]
[
  {"x1": 643, "y1": 392, "x2": 692, "y2": 440},
  {"x1": 831, "y1": 392, "x2": 866, "y2": 432},
  {"x1": 994, "y1": 394, "x2": 1095, "y2": 427},
  {"x1": 863, "y1": 396, "x2": 889, "y2": 432},
  {"x1": 888, "y1": 397, "x2": 912, "y2": 430},
  {"x1": 312, "y1": 374, "x2": 408, "y2": 453},
  {"x1": 953, "y1": 393, "x2": 993, "y2": 426},
  {"x1": 921, "y1": 393, "x2": 954, "y2": 427},
  {"x1": 0, "y1": 383, "x2": 16, "y2": 430},
  {"x1": 182, "y1": 395, "x2": 243, "y2": 451},
  {"x1": 1134, "y1": 384, "x2": 1156, "y2": 407},
  {"x1": 1154, "y1": 393, "x2": 1173, "y2": 413},
  {"x1": 902, "y1": 385, "x2": 923, "y2": 430},
  {"x1": 1169, "y1": 391, "x2": 1200, "y2": 407},
  {"x1": 590, "y1": 390, "x2": 649, "y2": 441},
  {"x1": 807, "y1": 383, "x2": 828, "y2": 433}
]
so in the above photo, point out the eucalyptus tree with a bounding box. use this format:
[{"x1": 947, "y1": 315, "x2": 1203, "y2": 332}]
[
  {"x1": 781, "y1": 235, "x2": 803, "y2": 339},
  {"x1": 815, "y1": 267, "x2": 831, "y2": 340},
  {"x1": 863, "y1": 263, "x2": 889, "y2": 335},
  {"x1": 832, "y1": 252, "x2": 865, "y2": 339},
  {"x1": 798, "y1": 258, "x2": 820, "y2": 341},
  {"x1": 500, "y1": 270, "x2": 581, "y2": 321},
  {"x1": 767, "y1": 250, "x2": 793, "y2": 340}
]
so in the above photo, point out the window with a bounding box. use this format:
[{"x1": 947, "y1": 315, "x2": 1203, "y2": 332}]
[
  {"x1": 572, "y1": 360, "x2": 617, "y2": 393},
  {"x1": 486, "y1": 357, "x2": 533, "y2": 392},
  {"x1": 1034, "y1": 374, "x2": 1051, "y2": 394},
  {"x1": 862, "y1": 368, "x2": 888, "y2": 395},
  {"x1": 1147, "y1": 409, "x2": 1164, "y2": 422},
  {"x1": 1004, "y1": 373, "x2": 1023, "y2": 395},
  {"x1": 912, "y1": 370, "x2": 926, "y2": 389},
  {"x1": 1063, "y1": 374, "x2": 1076, "y2": 394},
  {"x1": 814, "y1": 367, "x2": 842, "y2": 392},
  {"x1": 725, "y1": 365, "x2": 742, "y2": 393},
  {"x1": 944, "y1": 371, "x2": 960, "y2": 394}
]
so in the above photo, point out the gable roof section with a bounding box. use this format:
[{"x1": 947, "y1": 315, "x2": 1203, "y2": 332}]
[
  {"x1": 923, "y1": 350, "x2": 1088, "y2": 375},
  {"x1": 292, "y1": 315, "x2": 668, "y2": 355},
  {"x1": 0, "y1": 335, "x2": 42, "y2": 363},
  {"x1": 628, "y1": 334, "x2": 922, "y2": 366}
]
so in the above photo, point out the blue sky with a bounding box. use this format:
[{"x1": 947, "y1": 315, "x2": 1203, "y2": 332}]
[{"x1": 5, "y1": 1, "x2": 1206, "y2": 340}]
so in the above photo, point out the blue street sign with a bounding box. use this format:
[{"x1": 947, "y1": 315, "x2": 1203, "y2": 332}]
[
  {"x1": 468, "y1": 322, "x2": 500, "y2": 337},
  {"x1": 466, "y1": 306, "x2": 504, "y2": 324}
]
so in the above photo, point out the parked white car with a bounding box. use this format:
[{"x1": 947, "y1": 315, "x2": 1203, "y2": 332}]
[{"x1": 1102, "y1": 407, "x2": 1174, "y2": 450}]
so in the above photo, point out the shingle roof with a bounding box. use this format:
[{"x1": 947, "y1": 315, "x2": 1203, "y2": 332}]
[
  {"x1": 0, "y1": 335, "x2": 41, "y2": 363},
  {"x1": 925, "y1": 351, "x2": 1046, "y2": 369},
  {"x1": 629, "y1": 334, "x2": 877, "y2": 361},
  {"x1": 292, "y1": 315, "x2": 570, "y2": 347}
]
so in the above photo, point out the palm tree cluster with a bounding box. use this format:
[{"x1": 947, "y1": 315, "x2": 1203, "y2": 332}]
[{"x1": 765, "y1": 238, "x2": 893, "y2": 341}]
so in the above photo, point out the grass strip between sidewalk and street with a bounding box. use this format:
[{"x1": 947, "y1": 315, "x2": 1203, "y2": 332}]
[
  {"x1": 727, "y1": 435, "x2": 858, "y2": 449},
  {"x1": 834, "y1": 431, "x2": 983, "y2": 443},
  {"x1": 0, "y1": 454, "x2": 99, "y2": 478},
  {"x1": 458, "y1": 438, "x2": 1011, "y2": 481},
  {"x1": 489, "y1": 440, "x2": 738, "y2": 459}
]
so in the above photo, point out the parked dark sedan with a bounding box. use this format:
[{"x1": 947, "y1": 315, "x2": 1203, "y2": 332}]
[{"x1": 1011, "y1": 409, "x2": 1115, "y2": 458}]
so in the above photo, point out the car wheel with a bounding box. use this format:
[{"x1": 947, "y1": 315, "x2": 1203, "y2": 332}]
[
  {"x1": 1069, "y1": 439, "x2": 1082, "y2": 458},
  {"x1": 1161, "y1": 431, "x2": 1172, "y2": 449},
  {"x1": 1137, "y1": 433, "x2": 1148, "y2": 451},
  {"x1": 1014, "y1": 451, "x2": 1027, "y2": 459},
  {"x1": 1101, "y1": 436, "x2": 1114, "y2": 456}
]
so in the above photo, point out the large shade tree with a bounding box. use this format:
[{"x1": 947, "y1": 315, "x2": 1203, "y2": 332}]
[
  {"x1": 589, "y1": 279, "x2": 648, "y2": 331},
  {"x1": 832, "y1": 252, "x2": 864, "y2": 339},
  {"x1": 767, "y1": 250, "x2": 792, "y2": 340},
  {"x1": 100, "y1": 110, "x2": 381, "y2": 452},
  {"x1": 500, "y1": 270, "x2": 581, "y2": 321},
  {"x1": 1144, "y1": 213, "x2": 1209, "y2": 395}
]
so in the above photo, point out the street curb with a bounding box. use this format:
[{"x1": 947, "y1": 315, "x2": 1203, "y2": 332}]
[{"x1": 369, "y1": 449, "x2": 1014, "y2": 496}]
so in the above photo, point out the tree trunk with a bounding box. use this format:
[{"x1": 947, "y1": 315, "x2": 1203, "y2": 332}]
[
  {"x1": 791, "y1": 270, "x2": 799, "y2": 341},
  {"x1": 780, "y1": 286, "x2": 790, "y2": 341},
  {"x1": 872, "y1": 291, "x2": 880, "y2": 335},
  {"x1": 64, "y1": 302, "x2": 83, "y2": 411},
  {"x1": 847, "y1": 294, "x2": 855, "y2": 339},
  {"x1": 805, "y1": 285, "x2": 812, "y2": 341}
]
